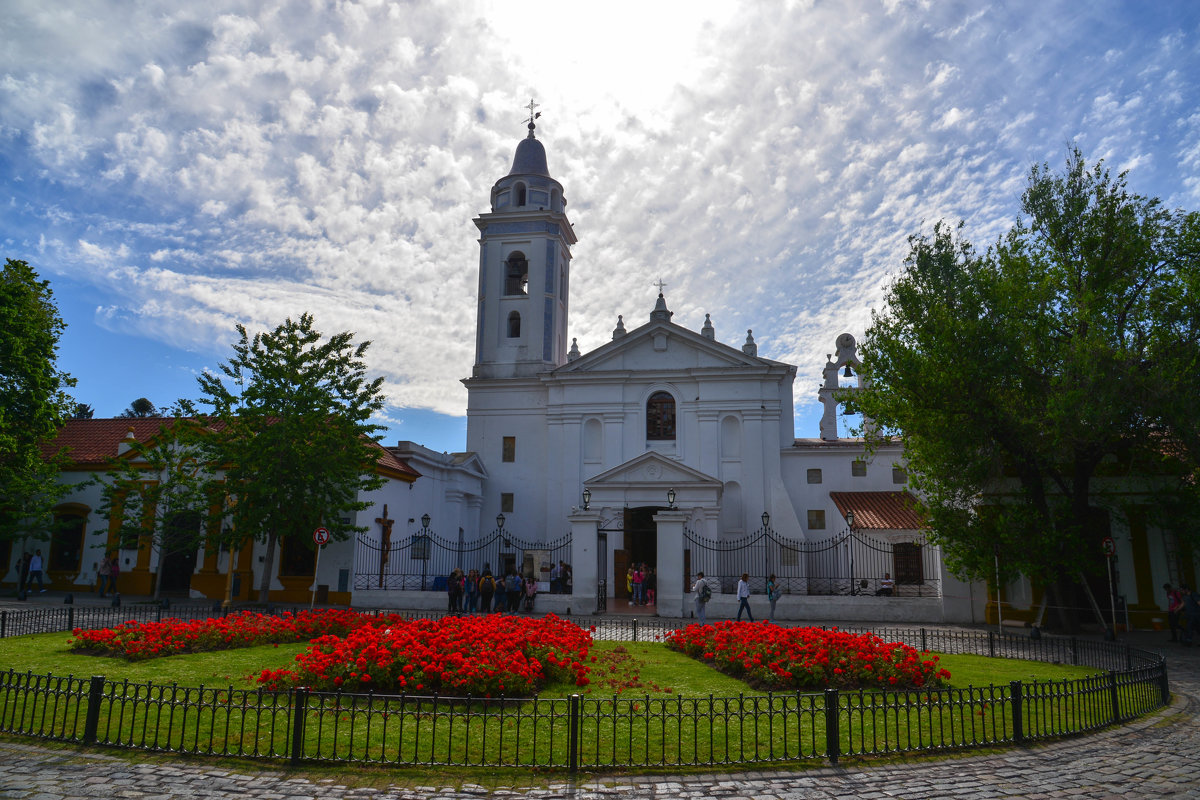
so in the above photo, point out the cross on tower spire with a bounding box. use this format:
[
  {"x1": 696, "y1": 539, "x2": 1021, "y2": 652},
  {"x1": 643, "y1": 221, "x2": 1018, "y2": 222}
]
[
  {"x1": 653, "y1": 278, "x2": 668, "y2": 295},
  {"x1": 524, "y1": 98, "x2": 542, "y2": 137}
]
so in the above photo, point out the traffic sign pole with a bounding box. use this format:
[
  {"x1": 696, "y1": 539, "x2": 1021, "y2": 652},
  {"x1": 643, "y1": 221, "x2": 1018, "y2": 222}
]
[{"x1": 311, "y1": 528, "x2": 331, "y2": 609}]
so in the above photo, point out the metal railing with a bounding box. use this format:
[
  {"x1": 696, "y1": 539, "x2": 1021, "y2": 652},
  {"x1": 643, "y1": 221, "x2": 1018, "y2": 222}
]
[
  {"x1": 0, "y1": 610, "x2": 1170, "y2": 772},
  {"x1": 685, "y1": 526, "x2": 942, "y2": 597},
  {"x1": 352, "y1": 527, "x2": 571, "y2": 592}
]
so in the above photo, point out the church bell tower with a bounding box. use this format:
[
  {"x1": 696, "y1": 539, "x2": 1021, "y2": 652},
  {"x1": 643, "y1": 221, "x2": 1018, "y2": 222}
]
[{"x1": 471, "y1": 110, "x2": 576, "y2": 379}]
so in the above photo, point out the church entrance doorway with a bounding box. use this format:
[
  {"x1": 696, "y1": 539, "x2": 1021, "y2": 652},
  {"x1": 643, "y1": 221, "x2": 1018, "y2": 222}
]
[{"x1": 613, "y1": 506, "x2": 660, "y2": 606}]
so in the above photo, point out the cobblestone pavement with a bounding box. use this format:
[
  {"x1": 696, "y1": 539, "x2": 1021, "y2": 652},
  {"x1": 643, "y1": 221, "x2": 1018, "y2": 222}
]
[{"x1": 1, "y1": 596, "x2": 1197, "y2": 799}]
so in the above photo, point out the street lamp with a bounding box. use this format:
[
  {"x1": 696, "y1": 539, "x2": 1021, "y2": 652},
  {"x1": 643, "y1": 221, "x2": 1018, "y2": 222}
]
[
  {"x1": 496, "y1": 513, "x2": 506, "y2": 530},
  {"x1": 845, "y1": 510, "x2": 856, "y2": 595},
  {"x1": 582, "y1": 489, "x2": 591, "y2": 511},
  {"x1": 761, "y1": 511, "x2": 770, "y2": 530},
  {"x1": 667, "y1": 488, "x2": 676, "y2": 509},
  {"x1": 418, "y1": 513, "x2": 431, "y2": 591}
]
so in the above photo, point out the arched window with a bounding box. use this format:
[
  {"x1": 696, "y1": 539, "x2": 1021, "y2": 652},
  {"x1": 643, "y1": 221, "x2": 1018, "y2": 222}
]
[
  {"x1": 515, "y1": 182, "x2": 527, "y2": 206},
  {"x1": 504, "y1": 252, "x2": 528, "y2": 295},
  {"x1": 507, "y1": 311, "x2": 521, "y2": 338},
  {"x1": 646, "y1": 392, "x2": 676, "y2": 440}
]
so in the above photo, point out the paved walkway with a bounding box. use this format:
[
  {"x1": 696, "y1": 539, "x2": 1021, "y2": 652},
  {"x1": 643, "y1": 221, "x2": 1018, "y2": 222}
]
[{"x1": 1, "y1": 592, "x2": 1197, "y2": 799}]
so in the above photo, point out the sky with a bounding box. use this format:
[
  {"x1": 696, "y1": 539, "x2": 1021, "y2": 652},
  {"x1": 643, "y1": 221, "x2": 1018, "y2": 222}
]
[{"x1": 3, "y1": 0, "x2": 1199, "y2": 453}]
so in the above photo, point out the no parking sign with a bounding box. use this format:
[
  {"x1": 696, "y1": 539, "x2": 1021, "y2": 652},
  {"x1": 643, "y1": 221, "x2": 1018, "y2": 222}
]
[{"x1": 313, "y1": 527, "x2": 331, "y2": 546}]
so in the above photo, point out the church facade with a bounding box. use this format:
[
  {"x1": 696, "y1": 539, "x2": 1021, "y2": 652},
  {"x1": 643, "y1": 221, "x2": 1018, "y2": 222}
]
[{"x1": 449, "y1": 121, "x2": 982, "y2": 623}]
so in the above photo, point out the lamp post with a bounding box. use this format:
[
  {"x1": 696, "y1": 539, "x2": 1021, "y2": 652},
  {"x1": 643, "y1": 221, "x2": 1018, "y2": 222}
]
[
  {"x1": 419, "y1": 513, "x2": 431, "y2": 592},
  {"x1": 581, "y1": 489, "x2": 591, "y2": 511},
  {"x1": 667, "y1": 488, "x2": 676, "y2": 509},
  {"x1": 846, "y1": 510, "x2": 856, "y2": 595}
]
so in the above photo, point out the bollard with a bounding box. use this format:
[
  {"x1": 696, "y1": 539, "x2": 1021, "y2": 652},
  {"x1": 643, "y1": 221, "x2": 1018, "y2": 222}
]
[
  {"x1": 111, "y1": 593, "x2": 121, "y2": 608},
  {"x1": 64, "y1": 593, "x2": 73, "y2": 605}
]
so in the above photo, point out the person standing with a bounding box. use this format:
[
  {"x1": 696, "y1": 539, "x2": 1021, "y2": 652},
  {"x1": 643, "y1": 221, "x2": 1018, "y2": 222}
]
[
  {"x1": 1182, "y1": 586, "x2": 1200, "y2": 646},
  {"x1": 479, "y1": 571, "x2": 495, "y2": 612},
  {"x1": 692, "y1": 571, "x2": 711, "y2": 622},
  {"x1": 107, "y1": 556, "x2": 120, "y2": 596},
  {"x1": 766, "y1": 574, "x2": 780, "y2": 623},
  {"x1": 25, "y1": 549, "x2": 45, "y2": 592},
  {"x1": 632, "y1": 565, "x2": 645, "y2": 605},
  {"x1": 97, "y1": 556, "x2": 111, "y2": 597},
  {"x1": 736, "y1": 573, "x2": 754, "y2": 622},
  {"x1": 644, "y1": 567, "x2": 657, "y2": 606},
  {"x1": 1165, "y1": 583, "x2": 1183, "y2": 642},
  {"x1": 464, "y1": 569, "x2": 479, "y2": 613}
]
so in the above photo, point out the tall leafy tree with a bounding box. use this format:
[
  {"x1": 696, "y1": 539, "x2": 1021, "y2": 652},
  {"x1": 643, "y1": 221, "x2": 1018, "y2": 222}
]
[
  {"x1": 92, "y1": 402, "x2": 217, "y2": 600},
  {"x1": 0, "y1": 258, "x2": 75, "y2": 542},
  {"x1": 119, "y1": 397, "x2": 159, "y2": 418},
  {"x1": 196, "y1": 313, "x2": 386, "y2": 601},
  {"x1": 852, "y1": 149, "x2": 1199, "y2": 626}
]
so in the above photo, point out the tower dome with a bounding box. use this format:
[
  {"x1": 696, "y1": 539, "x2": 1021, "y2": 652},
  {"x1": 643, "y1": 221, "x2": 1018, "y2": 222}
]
[{"x1": 508, "y1": 124, "x2": 551, "y2": 177}]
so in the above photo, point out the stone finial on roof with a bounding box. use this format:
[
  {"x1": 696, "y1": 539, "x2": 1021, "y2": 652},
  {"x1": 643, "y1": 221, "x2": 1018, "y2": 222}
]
[
  {"x1": 650, "y1": 292, "x2": 673, "y2": 323},
  {"x1": 701, "y1": 313, "x2": 714, "y2": 340},
  {"x1": 742, "y1": 329, "x2": 757, "y2": 356},
  {"x1": 567, "y1": 337, "x2": 580, "y2": 362},
  {"x1": 612, "y1": 315, "x2": 627, "y2": 339}
]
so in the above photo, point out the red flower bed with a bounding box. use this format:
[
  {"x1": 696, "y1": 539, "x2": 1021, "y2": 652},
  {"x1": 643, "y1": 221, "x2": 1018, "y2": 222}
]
[
  {"x1": 69, "y1": 609, "x2": 593, "y2": 697},
  {"x1": 665, "y1": 622, "x2": 951, "y2": 691},
  {"x1": 68, "y1": 609, "x2": 368, "y2": 660},
  {"x1": 258, "y1": 614, "x2": 593, "y2": 696}
]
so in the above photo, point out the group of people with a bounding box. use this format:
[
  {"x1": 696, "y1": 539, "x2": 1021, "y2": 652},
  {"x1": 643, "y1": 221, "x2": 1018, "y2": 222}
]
[
  {"x1": 445, "y1": 561, "x2": 572, "y2": 614},
  {"x1": 625, "y1": 564, "x2": 656, "y2": 606},
  {"x1": 691, "y1": 571, "x2": 788, "y2": 623},
  {"x1": 1164, "y1": 582, "x2": 1200, "y2": 644}
]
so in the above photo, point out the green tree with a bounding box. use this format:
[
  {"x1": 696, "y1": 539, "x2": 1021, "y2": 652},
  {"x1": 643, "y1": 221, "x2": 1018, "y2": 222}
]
[
  {"x1": 196, "y1": 313, "x2": 386, "y2": 602},
  {"x1": 851, "y1": 149, "x2": 1199, "y2": 627},
  {"x1": 119, "y1": 397, "x2": 158, "y2": 418},
  {"x1": 0, "y1": 258, "x2": 75, "y2": 542},
  {"x1": 92, "y1": 402, "x2": 217, "y2": 600}
]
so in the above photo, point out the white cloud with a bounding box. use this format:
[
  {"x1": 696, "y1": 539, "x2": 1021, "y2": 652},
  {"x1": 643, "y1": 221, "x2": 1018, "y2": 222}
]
[{"x1": 2, "y1": 0, "x2": 1198, "y2": 441}]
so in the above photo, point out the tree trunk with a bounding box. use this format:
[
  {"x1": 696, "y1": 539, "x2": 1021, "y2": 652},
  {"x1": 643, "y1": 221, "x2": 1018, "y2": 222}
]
[{"x1": 258, "y1": 530, "x2": 277, "y2": 603}]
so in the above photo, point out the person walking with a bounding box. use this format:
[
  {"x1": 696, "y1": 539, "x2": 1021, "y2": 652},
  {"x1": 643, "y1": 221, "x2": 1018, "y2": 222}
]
[
  {"x1": 692, "y1": 571, "x2": 711, "y2": 622},
  {"x1": 25, "y1": 549, "x2": 45, "y2": 592},
  {"x1": 736, "y1": 572, "x2": 754, "y2": 622},
  {"x1": 766, "y1": 573, "x2": 780, "y2": 623},
  {"x1": 1165, "y1": 583, "x2": 1183, "y2": 642}
]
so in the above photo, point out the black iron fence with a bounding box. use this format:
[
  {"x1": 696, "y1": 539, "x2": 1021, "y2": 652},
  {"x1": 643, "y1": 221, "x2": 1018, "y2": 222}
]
[
  {"x1": 353, "y1": 527, "x2": 572, "y2": 591},
  {"x1": 0, "y1": 609, "x2": 1170, "y2": 771},
  {"x1": 685, "y1": 526, "x2": 941, "y2": 597}
]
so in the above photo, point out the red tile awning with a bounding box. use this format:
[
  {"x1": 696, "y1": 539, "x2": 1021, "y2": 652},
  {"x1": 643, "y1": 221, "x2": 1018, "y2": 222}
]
[{"x1": 829, "y1": 491, "x2": 927, "y2": 531}]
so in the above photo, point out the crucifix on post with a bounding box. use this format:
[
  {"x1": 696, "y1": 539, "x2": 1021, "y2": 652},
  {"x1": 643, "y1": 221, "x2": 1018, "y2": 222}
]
[{"x1": 375, "y1": 504, "x2": 395, "y2": 589}]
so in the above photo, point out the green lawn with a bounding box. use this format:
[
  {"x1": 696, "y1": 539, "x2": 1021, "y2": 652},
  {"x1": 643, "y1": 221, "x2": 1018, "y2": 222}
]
[{"x1": 0, "y1": 633, "x2": 1133, "y2": 771}]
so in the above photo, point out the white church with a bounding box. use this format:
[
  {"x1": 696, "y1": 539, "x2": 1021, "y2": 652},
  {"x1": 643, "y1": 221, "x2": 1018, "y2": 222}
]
[{"x1": 376, "y1": 120, "x2": 981, "y2": 623}]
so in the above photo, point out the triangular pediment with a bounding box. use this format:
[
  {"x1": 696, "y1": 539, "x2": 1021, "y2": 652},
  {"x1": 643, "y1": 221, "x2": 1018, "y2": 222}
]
[
  {"x1": 584, "y1": 451, "x2": 722, "y2": 489},
  {"x1": 555, "y1": 319, "x2": 787, "y2": 376}
]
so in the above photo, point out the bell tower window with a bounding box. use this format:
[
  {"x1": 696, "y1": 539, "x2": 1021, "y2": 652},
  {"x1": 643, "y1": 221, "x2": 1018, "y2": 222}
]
[
  {"x1": 646, "y1": 391, "x2": 676, "y2": 440},
  {"x1": 515, "y1": 182, "x2": 527, "y2": 206},
  {"x1": 504, "y1": 252, "x2": 528, "y2": 295},
  {"x1": 507, "y1": 311, "x2": 521, "y2": 338}
]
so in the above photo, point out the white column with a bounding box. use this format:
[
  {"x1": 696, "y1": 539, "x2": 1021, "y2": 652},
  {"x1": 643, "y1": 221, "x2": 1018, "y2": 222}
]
[
  {"x1": 654, "y1": 508, "x2": 687, "y2": 618},
  {"x1": 568, "y1": 512, "x2": 601, "y2": 612}
]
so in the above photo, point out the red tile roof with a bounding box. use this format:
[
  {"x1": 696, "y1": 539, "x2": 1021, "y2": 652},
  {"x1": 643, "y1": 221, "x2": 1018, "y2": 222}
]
[
  {"x1": 44, "y1": 418, "x2": 170, "y2": 467},
  {"x1": 43, "y1": 418, "x2": 419, "y2": 480},
  {"x1": 830, "y1": 491, "x2": 927, "y2": 531}
]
